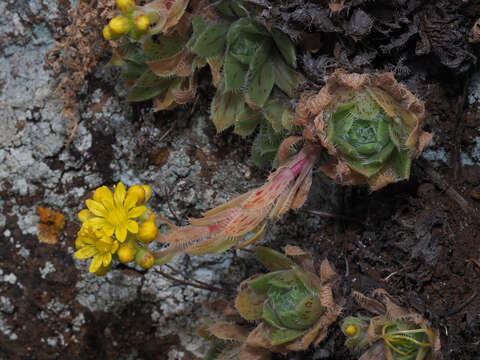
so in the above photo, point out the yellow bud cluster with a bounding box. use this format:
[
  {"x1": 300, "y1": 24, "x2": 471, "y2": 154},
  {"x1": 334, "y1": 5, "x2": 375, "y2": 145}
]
[
  {"x1": 134, "y1": 15, "x2": 150, "y2": 32},
  {"x1": 116, "y1": 0, "x2": 135, "y2": 12}
]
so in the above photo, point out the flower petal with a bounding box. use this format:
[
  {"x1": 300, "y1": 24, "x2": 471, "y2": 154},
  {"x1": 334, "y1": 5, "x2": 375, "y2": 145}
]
[
  {"x1": 126, "y1": 220, "x2": 138, "y2": 234},
  {"x1": 103, "y1": 223, "x2": 115, "y2": 237},
  {"x1": 94, "y1": 186, "x2": 114, "y2": 210},
  {"x1": 103, "y1": 252, "x2": 112, "y2": 267},
  {"x1": 111, "y1": 241, "x2": 119, "y2": 254},
  {"x1": 116, "y1": 223, "x2": 127, "y2": 242},
  {"x1": 89, "y1": 254, "x2": 103, "y2": 273},
  {"x1": 114, "y1": 182, "x2": 126, "y2": 208},
  {"x1": 86, "y1": 217, "x2": 108, "y2": 229},
  {"x1": 86, "y1": 200, "x2": 107, "y2": 217},
  {"x1": 124, "y1": 193, "x2": 137, "y2": 211},
  {"x1": 74, "y1": 246, "x2": 97, "y2": 260},
  {"x1": 128, "y1": 205, "x2": 147, "y2": 218}
]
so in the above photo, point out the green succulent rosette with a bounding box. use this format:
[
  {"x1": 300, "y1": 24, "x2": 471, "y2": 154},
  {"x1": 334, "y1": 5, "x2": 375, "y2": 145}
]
[
  {"x1": 294, "y1": 70, "x2": 433, "y2": 190},
  {"x1": 342, "y1": 290, "x2": 440, "y2": 360},
  {"x1": 234, "y1": 247, "x2": 340, "y2": 353}
]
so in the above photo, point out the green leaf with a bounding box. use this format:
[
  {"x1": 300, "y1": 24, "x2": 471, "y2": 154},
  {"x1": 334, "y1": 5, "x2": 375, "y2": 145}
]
[
  {"x1": 281, "y1": 106, "x2": 295, "y2": 130},
  {"x1": 120, "y1": 42, "x2": 147, "y2": 64},
  {"x1": 333, "y1": 137, "x2": 362, "y2": 160},
  {"x1": 271, "y1": 28, "x2": 297, "y2": 68},
  {"x1": 333, "y1": 104, "x2": 356, "y2": 136},
  {"x1": 344, "y1": 156, "x2": 383, "y2": 178},
  {"x1": 247, "y1": 59, "x2": 275, "y2": 108},
  {"x1": 248, "y1": 38, "x2": 271, "y2": 74},
  {"x1": 262, "y1": 302, "x2": 285, "y2": 330},
  {"x1": 266, "y1": 326, "x2": 305, "y2": 345},
  {"x1": 256, "y1": 246, "x2": 295, "y2": 271},
  {"x1": 186, "y1": 16, "x2": 208, "y2": 49},
  {"x1": 126, "y1": 70, "x2": 175, "y2": 102},
  {"x1": 143, "y1": 34, "x2": 186, "y2": 60},
  {"x1": 121, "y1": 60, "x2": 149, "y2": 81},
  {"x1": 391, "y1": 148, "x2": 412, "y2": 179},
  {"x1": 249, "y1": 272, "x2": 283, "y2": 293},
  {"x1": 191, "y1": 23, "x2": 229, "y2": 57},
  {"x1": 376, "y1": 117, "x2": 390, "y2": 146},
  {"x1": 234, "y1": 108, "x2": 262, "y2": 136},
  {"x1": 227, "y1": 18, "x2": 269, "y2": 46},
  {"x1": 235, "y1": 286, "x2": 268, "y2": 321},
  {"x1": 251, "y1": 123, "x2": 285, "y2": 167},
  {"x1": 271, "y1": 53, "x2": 305, "y2": 98},
  {"x1": 210, "y1": 86, "x2": 245, "y2": 132},
  {"x1": 362, "y1": 142, "x2": 395, "y2": 165},
  {"x1": 224, "y1": 54, "x2": 247, "y2": 91}
]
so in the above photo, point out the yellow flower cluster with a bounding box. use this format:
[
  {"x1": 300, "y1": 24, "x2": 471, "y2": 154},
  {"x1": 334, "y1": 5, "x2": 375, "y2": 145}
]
[
  {"x1": 102, "y1": 0, "x2": 151, "y2": 41},
  {"x1": 74, "y1": 182, "x2": 158, "y2": 275}
]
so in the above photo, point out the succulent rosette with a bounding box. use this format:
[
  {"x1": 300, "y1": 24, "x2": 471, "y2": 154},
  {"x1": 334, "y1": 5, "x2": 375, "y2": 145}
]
[
  {"x1": 234, "y1": 246, "x2": 341, "y2": 353},
  {"x1": 341, "y1": 289, "x2": 441, "y2": 360},
  {"x1": 295, "y1": 70, "x2": 433, "y2": 190}
]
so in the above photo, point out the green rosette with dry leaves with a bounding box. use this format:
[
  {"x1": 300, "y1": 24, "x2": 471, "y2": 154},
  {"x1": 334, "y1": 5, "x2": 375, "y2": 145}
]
[
  {"x1": 341, "y1": 289, "x2": 441, "y2": 360},
  {"x1": 295, "y1": 70, "x2": 433, "y2": 190},
  {"x1": 234, "y1": 246, "x2": 341, "y2": 353},
  {"x1": 188, "y1": 4, "x2": 304, "y2": 167}
]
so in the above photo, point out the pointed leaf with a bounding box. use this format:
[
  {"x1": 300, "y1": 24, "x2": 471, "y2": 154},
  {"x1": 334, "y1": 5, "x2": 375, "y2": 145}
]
[
  {"x1": 191, "y1": 23, "x2": 229, "y2": 57},
  {"x1": 235, "y1": 286, "x2": 268, "y2": 321},
  {"x1": 272, "y1": 53, "x2": 305, "y2": 98},
  {"x1": 234, "y1": 108, "x2": 262, "y2": 136},
  {"x1": 248, "y1": 39, "x2": 271, "y2": 74},
  {"x1": 121, "y1": 60, "x2": 149, "y2": 81},
  {"x1": 256, "y1": 246, "x2": 295, "y2": 271},
  {"x1": 224, "y1": 54, "x2": 247, "y2": 91},
  {"x1": 143, "y1": 34, "x2": 186, "y2": 60},
  {"x1": 391, "y1": 148, "x2": 412, "y2": 179},
  {"x1": 262, "y1": 302, "x2": 285, "y2": 329},
  {"x1": 186, "y1": 15, "x2": 208, "y2": 50},
  {"x1": 262, "y1": 99, "x2": 285, "y2": 133},
  {"x1": 266, "y1": 326, "x2": 305, "y2": 345},
  {"x1": 127, "y1": 70, "x2": 175, "y2": 102},
  {"x1": 271, "y1": 28, "x2": 297, "y2": 68},
  {"x1": 248, "y1": 272, "x2": 283, "y2": 293},
  {"x1": 247, "y1": 59, "x2": 275, "y2": 108},
  {"x1": 211, "y1": 86, "x2": 245, "y2": 132}
]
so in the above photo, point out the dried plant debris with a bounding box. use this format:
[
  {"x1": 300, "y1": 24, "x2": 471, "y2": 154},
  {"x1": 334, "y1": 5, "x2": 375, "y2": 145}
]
[
  {"x1": 45, "y1": 0, "x2": 116, "y2": 145},
  {"x1": 252, "y1": 0, "x2": 476, "y2": 82},
  {"x1": 294, "y1": 69, "x2": 432, "y2": 190},
  {"x1": 234, "y1": 246, "x2": 341, "y2": 353},
  {"x1": 342, "y1": 289, "x2": 441, "y2": 360},
  {"x1": 197, "y1": 301, "x2": 271, "y2": 360}
]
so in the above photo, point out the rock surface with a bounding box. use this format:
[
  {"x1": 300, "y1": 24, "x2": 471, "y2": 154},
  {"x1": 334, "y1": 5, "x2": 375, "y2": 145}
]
[{"x1": 0, "y1": 1, "x2": 333, "y2": 358}]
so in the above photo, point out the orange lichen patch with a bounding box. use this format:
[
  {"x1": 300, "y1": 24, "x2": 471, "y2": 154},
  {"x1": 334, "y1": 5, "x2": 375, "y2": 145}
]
[{"x1": 37, "y1": 206, "x2": 65, "y2": 244}]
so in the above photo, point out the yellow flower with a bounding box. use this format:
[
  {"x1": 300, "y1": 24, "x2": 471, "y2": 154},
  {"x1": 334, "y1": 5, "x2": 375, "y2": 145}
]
[
  {"x1": 109, "y1": 16, "x2": 130, "y2": 35},
  {"x1": 116, "y1": 0, "x2": 135, "y2": 12},
  {"x1": 117, "y1": 244, "x2": 136, "y2": 263},
  {"x1": 137, "y1": 221, "x2": 158, "y2": 244},
  {"x1": 134, "y1": 15, "x2": 150, "y2": 32},
  {"x1": 85, "y1": 182, "x2": 147, "y2": 243},
  {"x1": 74, "y1": 225, "x2": 119, "y2": 273},
  {"x1": 102, "y1": 25, "x2": 113, "y2": 40}
]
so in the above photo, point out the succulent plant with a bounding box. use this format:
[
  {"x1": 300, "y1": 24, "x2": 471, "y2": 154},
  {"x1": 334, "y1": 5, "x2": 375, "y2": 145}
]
[
  {"x1": 233, "y1": 246, "x2": 341, "y2": 353},
  {"x1": 341, "y1": 289, "x2": 441, "y2": 360},
  {"x1": 295, "y1": 69, "x2": 433, "y2": 190}
]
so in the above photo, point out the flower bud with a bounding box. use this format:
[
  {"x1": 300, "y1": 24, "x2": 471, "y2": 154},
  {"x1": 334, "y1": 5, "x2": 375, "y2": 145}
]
[
  {"x1": 135, "y1": 248, "x2": 154, "y2": 269},
  {"x1": 116, "y1": 0, "x2": 135, "y2": 12},
  {"x1": 344, "y1": 324, "x2": 357, "y2": 337},
  {"x1": 138, "y1": 208, "x2": 156, "y2": 222},
  {"x1": 95, "y1": 263, "x2": 111, "y2": 276},
  {"x1": 142, "y1": 185, "x2": 152, "y2": 202},
  {"x1": 109, "y1": 16, "x2": 130, "y2": 36},
  {"x1": 137, "y1": 221, "x2": 158, "y2": 244},
  {"x1": 78, "y1": 209, "x2": 93, "y2": 223},
  {"x1": 102, "y1": 25, "x2": 113, "y2": 40},
  {"x1": 127, "y1": 185, "x2": 146, "y2": 204},
  {"x1": 134, "y1": 15, "x2": 150, "y2": 32},
  {"x1": 117, "y1": 244, "x2": 136, "y2": 263}
]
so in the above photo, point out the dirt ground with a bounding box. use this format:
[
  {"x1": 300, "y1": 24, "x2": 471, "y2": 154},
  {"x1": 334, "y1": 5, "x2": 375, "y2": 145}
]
[{"x1": 1, "y1": 0, "x2": 480, "y2": 359}]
